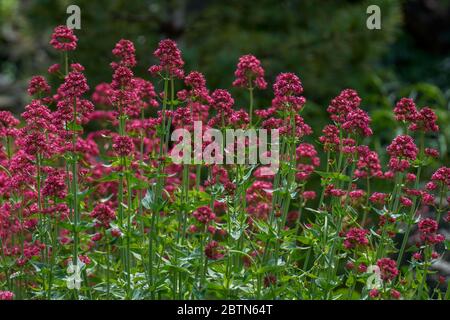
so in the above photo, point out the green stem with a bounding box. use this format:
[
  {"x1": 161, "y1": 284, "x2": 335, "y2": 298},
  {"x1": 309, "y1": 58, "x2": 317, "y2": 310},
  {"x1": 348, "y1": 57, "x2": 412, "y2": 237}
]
[
  {"x1": 397, "y1": 166, "x2": 422, "y2": 265},
  {"x1": 125, "y1": 157, "x2": 133, "y2": 298},
  {"x1": 249, "y1": 86, "x2": 254, "y2": 126},
  {"x1": 71, "y1": 97, "x2": 80, "y2": 298}
]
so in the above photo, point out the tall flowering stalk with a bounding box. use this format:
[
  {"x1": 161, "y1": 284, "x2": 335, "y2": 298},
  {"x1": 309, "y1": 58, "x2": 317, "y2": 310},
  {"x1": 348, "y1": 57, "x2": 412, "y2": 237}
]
[
  {"x1": 58, "y1": 69, "x2": 90, "y2": 294},
  {"x1": 232, "y1": 54, "x2": 267, "y2": 125}
]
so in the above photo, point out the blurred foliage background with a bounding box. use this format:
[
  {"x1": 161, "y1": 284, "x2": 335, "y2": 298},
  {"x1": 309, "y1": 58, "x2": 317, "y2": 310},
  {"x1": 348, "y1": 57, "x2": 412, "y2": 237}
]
[{"x1": 0, "y1": 0, "x2": 449, "y2": 169}]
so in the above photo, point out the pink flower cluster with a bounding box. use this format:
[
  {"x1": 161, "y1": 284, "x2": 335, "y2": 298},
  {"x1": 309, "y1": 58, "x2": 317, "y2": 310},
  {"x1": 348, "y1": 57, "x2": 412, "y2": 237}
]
[
  {"x1": 205, "y1": 240, "x2": 224, "y2": 260},
  {"x1": 0, "y1": 24, "x2": 448, "y2": 300},
  {"x1": 148, "y1": 39, "x2": 184, "y2": 78},
  {"x1": 0, "y1": 291, "x2": 14, "y2": 300},
  {"x1": 49, "y1": 25, "x2": 78, "y2": 51},
  {"x1": 386, "y1": 135, "x2": 418, "y2": 172},
  {"x1": 232, "y1": 54, "x2": 267, "y2": 90},
  {"x1": 111, "y1": 39, "x2": 137, "y2": 69},
  {"x1": 90, "y1": 203, "x2": 116, "y2": 228},
  {"x1": 376, "y1": 258, "x2": 399, "y2": 282},
  {"x1": 344, "y1": 228, "x2": 369, "y2": 249},
  {"x1": 394, "y1": 98, "x2": 439, "y2": 132},
  {"x1": 193, "y1": 206, "x2": 216, "y2": 224}
]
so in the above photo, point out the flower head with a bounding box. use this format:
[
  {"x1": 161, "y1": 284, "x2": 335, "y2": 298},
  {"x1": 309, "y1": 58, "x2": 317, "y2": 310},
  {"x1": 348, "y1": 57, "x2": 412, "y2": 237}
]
[
  {"x1": 394, "y1": 98, "x2": 418, "y2": 122},
  {"x1": 342, "y1": 108, "x2": 373, "y2": 136},
  {"x1": 430, "y1": 167, "x2": 450, "y2": 188},
  {"x1": 42, "y1": 168, "x2": 67, "y2": 199},
  {"x1": 21, "y1": 100, "x2": 55, "y2": 132},
  {"x1": 193, "y1": 206, "x2": 216, "y2": 224},
  {"x1": 390, "y1": 289, "x2": 401, "y2": 299},
  {"x1": 111, "y1": 39, "x2": 137, "y2": 68},
  {"x1": 271, "y1": 73, "x2": 305, "y2": 112},
  {"x1": 409, "y1": 107, "x2": 439, "y2": 132},
  {"x1": 50, "y1": 25, "x2": 77, "y2": 51},
  {"x1": 0, "y1": 291, "x2": 14, "y2": 300},
  {"x1": 232, "y1": 54, "x2": 267, "y2": 90},
  {"x1": 418, "y1": 218, "x2": 444, "y2": 245},
  {"x1": 327, "y1": 89, "x2": 361, "y2": 124},
  {"x1": 28, "y1": 76, "x2": 51, "y2": 96},
  {"x1": 369, "y1": 192, "x2": 389, "y2": 205},
  {"x1": 376, "y1": 258, "x2": 399, "y2": 281},
  {"x1": 205, "y1": 240, "x2": 224, "y2": 260},
  {"x1": 148, "y1": 39, "x2": 184, "y2": 78},
  {"x1": 296, "y1": 143, "x2": 320, "y2": 181},
  {"x1": 211, "y1": 89, "x2": 234, "y2": 112},
  {"x1": 354, "y1": 146, "x2": 382, "y2": 178},
  {"x1": 178, "y1": 71, "x2": 211, "y2": 104},
  {"x1": 319, "y1": 125, "x2": 340, "y2": 151},
  {"x1": 387, "y1": 135, "x2": 418, "y2": 172},
  {"x1": 0, "y1": 111, "x2": 19, "y2": 138},
  {"x1": 344, "y1": 228, "x2": 369, "y2": 249},
  {"x1": 112, "y1": 135, "x2": 134, "y2": 157},
  {"x1": 58, "y1": 71, "x2": 89, "y2": 98},
  {"x1": 90, "y1": 203, "x2": 116, "y2": 228}
]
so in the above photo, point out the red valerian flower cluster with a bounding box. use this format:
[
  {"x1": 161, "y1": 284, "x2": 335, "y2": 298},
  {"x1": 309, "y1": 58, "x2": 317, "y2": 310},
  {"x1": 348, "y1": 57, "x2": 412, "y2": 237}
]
[
  {"x1": 0, "y1": 111, "x2": 19, "y2": 138},
  {"x1": 344, "y1": 228, "x2": 369, "y2": 249},
  {"x1": 28, "y1": 76, "x2": 51, "y2": 96},
  {"x1": 418, "y1": 218, "x2": 445, "y2": 245},
  {"x1": 148, "y1": 39, "x2": 184, "y2": 78},
  {"x1": 0, "y1": 290, "x2": 14, "y2": 300},
  {"x1": 232, "y1": 54, "x2": 267, "y2": 90},
  {"x1": 112, "y1": 135, "x2": 134, "y2": 157},
  {"x1": 377, "y1": 258, "x2": 399, "y2": 282},
  {"x1": 205, "y1": 240, "x2": 225, "y2": 260},
  {"x1": 430, "y1": 167, "x2": 450, "y2": 188},
  {"x1": 0, "y1": 24, "x2": 447, "y2": 301},
  {"x1": 386, "y1": 135, "x2": 418, "y2": 172},
  {"x1": 394, "y1": 98, "x2": 439, "y2": 132},
  {"x1": 49, "y1": 25, "x2": 78, "y2": 51},
  {"x1": 327, "y1": 89, "x2": 362, "y2": 124},
  {"x1": 111, "y1": 39, "x2": 137, "y2": 69},
  {"x1": 90, "y1": 203, "x2": 116, "y2": 228}
]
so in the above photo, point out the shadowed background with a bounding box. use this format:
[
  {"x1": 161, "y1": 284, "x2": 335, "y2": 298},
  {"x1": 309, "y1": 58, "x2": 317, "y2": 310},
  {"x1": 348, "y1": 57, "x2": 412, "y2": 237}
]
[{"x1": 1, "y1": 0, "x2": 448, "y2": 171}]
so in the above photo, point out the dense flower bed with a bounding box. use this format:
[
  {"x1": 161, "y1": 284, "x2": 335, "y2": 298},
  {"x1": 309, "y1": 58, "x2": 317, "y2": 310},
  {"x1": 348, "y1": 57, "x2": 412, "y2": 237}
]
[{"x1": 0, "y1": 26, "x2": 448, "y2": 300}]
